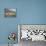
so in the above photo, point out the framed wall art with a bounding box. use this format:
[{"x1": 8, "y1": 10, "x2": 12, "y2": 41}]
[{"x1": 4, "y1": 8, "x2": 16, "y2": 17}]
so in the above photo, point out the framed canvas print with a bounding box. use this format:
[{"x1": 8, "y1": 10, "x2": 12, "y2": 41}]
[{"x1": 4, "y1": 8, "x2": 16, "y2": 17}]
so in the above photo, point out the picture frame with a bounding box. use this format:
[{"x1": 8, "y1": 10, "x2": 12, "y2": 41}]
[{"x1": 4, "y1": 8, "x2": 16, "y2": 17}]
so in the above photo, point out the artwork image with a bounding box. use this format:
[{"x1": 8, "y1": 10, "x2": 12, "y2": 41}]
[{"x1": 4, "y1": 8, "x2": 16, "y2": 17}]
